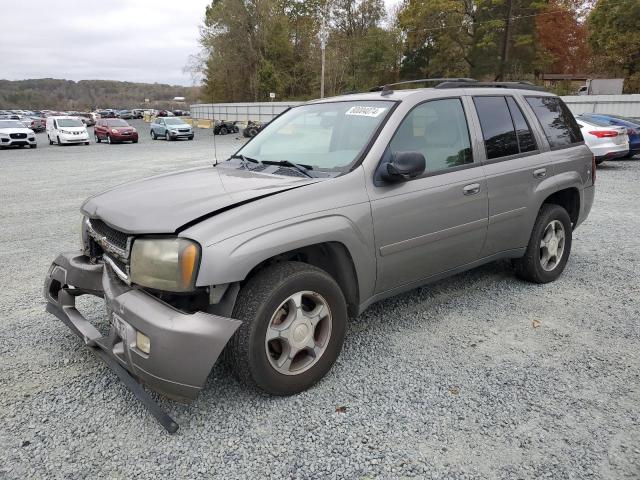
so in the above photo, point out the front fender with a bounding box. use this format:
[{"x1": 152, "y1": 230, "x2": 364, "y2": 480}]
[{"x1": 195, "y1": 205, "x2": 376, "y2": 305}]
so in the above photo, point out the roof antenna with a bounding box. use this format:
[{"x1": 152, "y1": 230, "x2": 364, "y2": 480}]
[{"x1": 210, "y1": 89, "x2": 218, "y2": 166}]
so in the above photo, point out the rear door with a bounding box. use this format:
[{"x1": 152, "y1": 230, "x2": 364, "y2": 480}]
[
  {"x1": 368, "y1": 97, "x2": 488, "y2": 293},
  {"x1": 470, "y1": 95, "x2": 551, "y2": 256}
]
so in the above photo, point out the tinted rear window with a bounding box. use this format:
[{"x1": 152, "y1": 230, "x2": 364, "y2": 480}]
[
  {"x1": 525, "y1": 96, "x2": 583, "y2": 148},
  {"x1": 473, "y1": 96, "x2": 519, "y2": 159}
]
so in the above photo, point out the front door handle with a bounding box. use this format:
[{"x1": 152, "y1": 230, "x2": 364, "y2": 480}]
[
  {"x1": 463, "y1": 183, "x2": 481, "y2": 195},
  {"x1": 533, "y1": 168, "x2": 547, "y2": 178}
]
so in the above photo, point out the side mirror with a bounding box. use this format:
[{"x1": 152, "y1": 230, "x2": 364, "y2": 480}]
[{"x1": 381, "y1": 151, "x2": 426, "y2": 183}]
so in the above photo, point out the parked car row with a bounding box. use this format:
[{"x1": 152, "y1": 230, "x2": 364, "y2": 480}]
[{"x1": 576, "y1": 113, "x2": 640, "y2": 164}]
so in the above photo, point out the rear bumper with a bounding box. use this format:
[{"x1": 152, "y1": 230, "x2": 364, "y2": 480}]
[
  {"x1": 44, "y1": 252, "x2": 242, "y2": 401},
  {"x1": 577, "y1": 185, "x2": 595, "y2": 228}
]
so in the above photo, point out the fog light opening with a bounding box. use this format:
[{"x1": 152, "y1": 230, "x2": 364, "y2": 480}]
[{"x1": 136, "y1": 331, "x2": 151, "y2": 354}]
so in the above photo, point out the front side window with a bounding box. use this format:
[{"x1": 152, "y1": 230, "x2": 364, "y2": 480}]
[
  {"x1": 237, "y1": 100, "x2": 393, "y2": 171},
  {"x1": 388, "y1": 98, "x2": 473, "y2": 173},
  {"x1": 525, "y1": 96, "x2": 583, "y2": 148}
]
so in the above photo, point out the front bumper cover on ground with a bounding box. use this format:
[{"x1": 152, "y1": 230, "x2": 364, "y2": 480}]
[{"x1": 44, "y1": 251, "x2": 242, "y2": 432}]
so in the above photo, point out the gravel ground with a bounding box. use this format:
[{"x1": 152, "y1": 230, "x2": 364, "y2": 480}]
[{"x1": 0, "y1": 123, "x2": 639, "y2": 479}]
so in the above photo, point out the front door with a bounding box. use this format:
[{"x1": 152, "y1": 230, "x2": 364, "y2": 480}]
[{"x1": 368, "y1": 97, "x2": 489, "y2": 293}]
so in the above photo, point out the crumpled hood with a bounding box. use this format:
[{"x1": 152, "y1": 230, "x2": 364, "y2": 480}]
[{"x1": 81, "y1": 164, "x2": 317, "y2": 234}]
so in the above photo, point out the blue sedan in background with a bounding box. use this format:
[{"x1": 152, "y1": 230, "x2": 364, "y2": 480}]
[{"x1": 579, "y1": 113, "x2": 640, "y2": 158}]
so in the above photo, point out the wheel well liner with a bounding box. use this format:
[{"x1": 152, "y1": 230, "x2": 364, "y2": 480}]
[
  {"x1": 543, "y1": 188, "x2": 580, "y2": 227},
  {"x1": 244, "y1": 242, "x2": 360, "y2": 317}
]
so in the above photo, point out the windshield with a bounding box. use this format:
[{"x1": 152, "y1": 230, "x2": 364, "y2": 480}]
[
  {"x1": 57, "y1": 118, "x2": 84, "y2": 127},
  {"x1": 0, "y1": 120, "x2": 25, "y2": 129},
  {"x1": 164, "y1": 118, "x2": 185, "y2": 125},
  {"x1": 106, "y1": 119, "x2": 129, "y2": 127},
  {"x1": 236, "y1": 101, "x2": 394, "y2": 171}
]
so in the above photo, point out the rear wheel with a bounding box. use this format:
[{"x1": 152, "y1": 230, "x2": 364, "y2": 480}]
[
  {"x1": 514, "y1": 204, "x2": 572, "y2": 283},
  {"x1": 228, "y1": 262, "x2": 347, "y2": 395}
]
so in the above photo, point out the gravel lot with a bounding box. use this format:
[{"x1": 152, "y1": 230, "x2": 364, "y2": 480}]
[{"x1": 1, "y1": 121, "x2": 639, "y2": 479}]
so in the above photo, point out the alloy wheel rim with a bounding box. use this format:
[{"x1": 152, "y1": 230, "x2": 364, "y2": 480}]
[
  {"x1": 265, "y1": 291, "x2": 332, "y2": 376},
  {"x1": 539, "y1": 220, "x2": 565, "y2": 271}
]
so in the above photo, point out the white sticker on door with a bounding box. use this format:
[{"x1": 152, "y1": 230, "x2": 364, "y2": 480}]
[{"x1": 345, "y1": 106, "x2": 387, "y2": 117}]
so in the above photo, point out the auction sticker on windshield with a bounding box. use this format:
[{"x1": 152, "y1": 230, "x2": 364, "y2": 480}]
[{"x1": 345, "y1": 106, "x2": 387, "y2": 117}]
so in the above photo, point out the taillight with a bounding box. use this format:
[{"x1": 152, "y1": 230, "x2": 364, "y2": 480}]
[
  {"x1": 592, "y1": 154, "x2": 596, "y2": 185},
  {"x1": 589, "y1": 130, "x2": 619, "y2": 138}
]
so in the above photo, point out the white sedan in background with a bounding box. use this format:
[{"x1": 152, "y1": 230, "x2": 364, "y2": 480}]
[
  {"x1": 0, "y1": 119, "x2": 37, "y2": 149},
  {"x1": 576, "y1": 116, "x2": 629, "y2": 165}
]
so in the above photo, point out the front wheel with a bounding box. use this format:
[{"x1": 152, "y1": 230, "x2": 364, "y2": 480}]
[
  {"x1": 228, "y1": 262, "x2": 347, "y2": 395},
  {"x1": 151, "y1": 131, "x2": 157, "y2": 140},
  {"x1": 48, "y1": 135, "x2": 53, "y2": 145},
  {"x1": 514, "y1": 204, "x2": 572, "y2": 284},
  {"x1": 30, "y1": 144, "x2": 37, "y2": 149},
  {"x1": 95, "y1": 134, "x2": 101, "y2": 143}
]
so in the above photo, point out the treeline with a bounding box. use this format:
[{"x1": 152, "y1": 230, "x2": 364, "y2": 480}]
[
  {"x1": 0, "y1": 79, "x2": 201, "y2": 110},
  {"x1": 198, "y1": 0, "x2": 640, "y2": 101}
]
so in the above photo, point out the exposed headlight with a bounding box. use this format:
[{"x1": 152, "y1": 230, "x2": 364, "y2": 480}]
[
  {"x1": 130, "y1": 238, "x2": 200, "y2": 292},
  {"x1": 112, "y1": 129, "x2": 119, "y2": 134}
]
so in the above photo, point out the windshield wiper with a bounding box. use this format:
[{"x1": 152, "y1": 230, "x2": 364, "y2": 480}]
[
  {"x1": 230, "y1": 154, "x2": 263, "y2": 168},
  {"x1": 263, "y1": 160, "x2": 314, "y2": 178}
]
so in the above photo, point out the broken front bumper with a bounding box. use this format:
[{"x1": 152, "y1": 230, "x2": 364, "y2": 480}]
[{"x1": 44, "y1": 252, "x2": 242, "y2": 429}]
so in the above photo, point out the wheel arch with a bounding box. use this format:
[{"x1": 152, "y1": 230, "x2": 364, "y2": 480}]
[
  {"x1": 541, "y1": 187, "x2": 580, "y2": 228},
  {"x1": 241, "y1": 241, "x2": 360, "y2": 317}
]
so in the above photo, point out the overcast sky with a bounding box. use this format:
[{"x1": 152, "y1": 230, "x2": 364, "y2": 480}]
[{"x1": 0, "y1": 0, "x2": 400, "y2": 87}]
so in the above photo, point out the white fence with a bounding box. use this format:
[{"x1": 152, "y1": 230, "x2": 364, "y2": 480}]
[
  {"x1": 561, "y1": 95, "x2": 640, "y2": 117},
  {"x1": 191, "y1": 95, "x2": 640, "y2": 122},
  {"x1": 190, "y1": 102, "x2": 302, "y2": 123}
]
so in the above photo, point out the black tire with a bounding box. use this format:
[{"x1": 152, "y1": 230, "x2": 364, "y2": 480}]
[
  {"x1": 248, "y1": 127, "x2": 258, "y2": 137},
  {"x1": 514, "y1": 204, "x2": 572, "y2": 284},
  {"x1": 151, "y1": 131, "x2": 157, "y2": 140},
  {"x1": 56, "y1": 135, "x2": 61, "y2": 146},
  {"x1": 220, "y1": 127, "x2": 228, "y2": 135},
  {"x1": 30, "y1": 144, "x2": 37, "y2": 149},
  {"x1": 133, "y1": 139, "x2": 138, "y2": 143},
  {"x1": 188, "y1": 135, "x2": 194, "y2": 140},
  {"x1": 48, "y1": 136, "x2": 53, "y2": 145},
  {"x1": 95, "y1": 134, "x2": 101, "y2": 143},
  {"x1": 228, "y1": 261, "x2": 347, "y2": 395},
  {"x1": 84, "y1": 142, "x2": 90, "y2": 145}
]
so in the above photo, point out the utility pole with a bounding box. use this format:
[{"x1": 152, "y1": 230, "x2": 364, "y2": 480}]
[
  {"x1": 496, "y1": 0, "x2": 513, "y2": 82},
  {"x1": 319, "y1": 19, "x2": 328, "y2": 98}
]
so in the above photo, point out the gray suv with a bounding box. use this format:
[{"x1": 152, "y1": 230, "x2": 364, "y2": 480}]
[{"x1": 44, "y1": 81, "x2": 595, "y2": 431}]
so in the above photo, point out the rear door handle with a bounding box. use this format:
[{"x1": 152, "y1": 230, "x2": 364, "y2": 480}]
[
  {"x1": 463, "y1": 183, "x2": 481, "y2": 195},
  {"x1": 533, "y1": 168, "x2": 547, "y2": 178}
]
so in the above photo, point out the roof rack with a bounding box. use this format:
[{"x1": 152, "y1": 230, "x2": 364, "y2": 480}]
[
  {"x1": 370, "y1": 78, "x2": 477, "y2": 96},
  {"x1": 434, "y1": 81, "x2": 547, "y2": 92}
]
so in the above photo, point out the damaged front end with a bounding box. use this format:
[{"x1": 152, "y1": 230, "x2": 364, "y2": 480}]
[{"x1": 44, "y1": 229, "x2": 242, "y2": 432}]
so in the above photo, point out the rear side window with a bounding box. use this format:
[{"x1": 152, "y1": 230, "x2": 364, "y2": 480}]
[
  {"x1": 506, "y1": 97, "x2": 537, "y2": 153},
  {"x1": 525, "y1": 96, "x2": 583, "y2": 148},
  {"x1": 473, "y1": 96, "x2": 519, "y2": 159}
]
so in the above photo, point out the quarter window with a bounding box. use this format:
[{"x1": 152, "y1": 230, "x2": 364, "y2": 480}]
[
  {"x1": 388, "y1": 98, "x2": 473, "y2": 173},
  {"x1": 525, "y1": 96, "x2": 583, "y2": 148}
]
